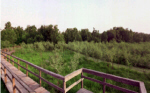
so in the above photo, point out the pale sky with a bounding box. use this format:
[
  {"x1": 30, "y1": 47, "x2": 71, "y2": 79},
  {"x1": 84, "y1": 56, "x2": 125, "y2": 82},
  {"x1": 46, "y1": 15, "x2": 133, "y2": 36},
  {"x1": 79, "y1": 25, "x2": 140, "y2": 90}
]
[{"x1": 1, "y1": 0, "x2": 150, "y2": 33}]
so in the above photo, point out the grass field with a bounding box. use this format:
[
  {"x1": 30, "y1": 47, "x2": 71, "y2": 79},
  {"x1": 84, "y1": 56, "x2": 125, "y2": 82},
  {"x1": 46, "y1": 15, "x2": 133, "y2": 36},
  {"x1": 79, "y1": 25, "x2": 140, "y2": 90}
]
[{"x1": 10, "y1": 47, "x2": 150, "y2": 93}]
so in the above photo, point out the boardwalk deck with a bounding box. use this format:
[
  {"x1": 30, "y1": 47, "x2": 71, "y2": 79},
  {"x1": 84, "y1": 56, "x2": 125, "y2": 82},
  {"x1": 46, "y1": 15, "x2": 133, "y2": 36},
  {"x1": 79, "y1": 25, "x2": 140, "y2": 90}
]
[{"x1": 1, "y1": 57, "x2": 50, "y2": 93}]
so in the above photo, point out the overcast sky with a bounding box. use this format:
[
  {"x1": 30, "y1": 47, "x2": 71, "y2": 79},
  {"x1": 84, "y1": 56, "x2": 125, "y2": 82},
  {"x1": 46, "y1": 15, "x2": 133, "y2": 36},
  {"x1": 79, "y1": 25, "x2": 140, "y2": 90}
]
[{"x1": 1, "y1": 0, "x2": 150, "y2": 33}]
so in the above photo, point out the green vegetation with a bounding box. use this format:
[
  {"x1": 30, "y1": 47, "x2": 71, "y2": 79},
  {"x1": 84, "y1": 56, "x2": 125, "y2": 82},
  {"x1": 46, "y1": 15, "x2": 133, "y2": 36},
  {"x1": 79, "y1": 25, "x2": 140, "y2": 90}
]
[
  {"x1": 1, "y1": 21, "x2": 150, "y2": 48},
  {"x1": 1, "y1": 79, "x2": 9, "y2": 93},
  {"x1": 2, "y1": 21, "x2": 150, "y2": 92},
  {"x1": 62, "y1": 41, "x2": 150, "y2": 69},
  {"x1": 9, "y1": 42, "x2": 150, "y2": 93}
]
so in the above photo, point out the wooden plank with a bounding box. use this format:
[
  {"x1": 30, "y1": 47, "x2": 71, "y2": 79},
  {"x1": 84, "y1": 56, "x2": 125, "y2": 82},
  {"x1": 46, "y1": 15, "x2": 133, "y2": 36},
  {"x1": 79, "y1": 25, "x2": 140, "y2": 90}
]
[
  {"x1": 1, "y1": 68, "x2": 20, "y2": 93},
  {"x1": 34, "y1": 87, "x2": 50, "y2": 93},
  {"x1": 83, "y1": 68, "x2": 139, "y2": 86},
  {"x1": 1, "y1": 61, "x2": 35, "y2": 93},
  {"x1": 66, "y1": 78, "x2": 84, "y2": 92},
  {"x1": 76, "y1": 88, "x2": 93, "y2": 93},
  {"x1": 28, "y1": 82, "x2": 40, "y2": 90},
  {"x1": 65, "y1": 68, "x2": 82, "y2": 82},
  {"x1": 139, "y1": 82, "x2": 147, "y2": 93},
  {"x1": 4, "y1": 67, "x2": 7, "y2": 83},
  {"x1": 63, "y1": 81, "x2": 66, "y2": 93},
  {"x1": 82, "y1": 76, "x2": 138, "y2": 93}
]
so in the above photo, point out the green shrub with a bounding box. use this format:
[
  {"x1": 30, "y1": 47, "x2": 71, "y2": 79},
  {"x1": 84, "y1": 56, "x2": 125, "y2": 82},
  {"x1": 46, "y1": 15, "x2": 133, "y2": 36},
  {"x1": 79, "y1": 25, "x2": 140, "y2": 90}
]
[
  {"x1": 33, "y1": 42, "x2": 45, "y2": 51},
  {"x1": 1, "y1": 40, "x2": 11, "y2": 48},
  {"x1": 42, "y1": 41, "x2": 54, "y2": 50}
]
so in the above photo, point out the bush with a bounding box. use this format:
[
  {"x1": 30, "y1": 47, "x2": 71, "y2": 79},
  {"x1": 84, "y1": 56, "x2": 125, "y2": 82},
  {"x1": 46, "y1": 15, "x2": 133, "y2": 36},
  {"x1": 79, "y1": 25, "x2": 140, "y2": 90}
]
[
  {"x1": 1, "y1": 40, "x2": 11, "y2": 48},
  {"x1": 42, "y1": 41, "x2": 54, "y2": 50},
  {"x1": 33, "y1": 42, "x2": 45, "y2": 51},
  {"x1": 61, "y1": 41, "x2": 150, "y2": 69}
]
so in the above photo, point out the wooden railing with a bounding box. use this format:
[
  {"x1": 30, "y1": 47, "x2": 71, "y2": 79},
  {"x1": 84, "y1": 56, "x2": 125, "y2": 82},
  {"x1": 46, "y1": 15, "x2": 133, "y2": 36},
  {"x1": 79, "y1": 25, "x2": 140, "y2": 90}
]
[
  {"x1": 1, "y1": 62, "x2": 35, "y2": 93},
  {"x1": 1, "y1": 51, "x2": 65, "y2": 93},
  {"x1": 1, "y1": 51, "x2": 147, "y2": 93}
]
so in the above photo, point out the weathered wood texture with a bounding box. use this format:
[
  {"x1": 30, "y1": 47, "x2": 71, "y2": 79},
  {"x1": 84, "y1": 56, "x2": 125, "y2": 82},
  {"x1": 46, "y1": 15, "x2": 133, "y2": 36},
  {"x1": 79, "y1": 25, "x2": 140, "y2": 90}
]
[
  {"x1": 1, "y1": 57, "x2": 50, "y2": 93},
  {"x1": 76, "y1": 88, "x2": 93, "y2": 93},
  {"x1": 65, "y1": 68, "x2": 82, "y2": 82},
  {"x1": 66, "y1": 78, "x2": 84, "y2": 92},
  {"x1": 82, "y1": 68, "x2": 147, "y2": 93}
]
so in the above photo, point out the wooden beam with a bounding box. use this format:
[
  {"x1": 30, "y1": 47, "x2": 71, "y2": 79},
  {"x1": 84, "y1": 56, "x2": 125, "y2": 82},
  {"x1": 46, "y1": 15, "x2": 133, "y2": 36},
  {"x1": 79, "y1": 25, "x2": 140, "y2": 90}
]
[
  {"x1": 139, "y1": 82, "x2": 147, "y2": 93},
  {"x1": 2, "y1": 51, "x2": 64, "y2": 80},
  {"x1": 26, "y1": 64, "x2": 28, "y2": 77},
  {"x1": 18, "y1": 60, "x2": 20, "y2": 70},
  {"x1": 12, "y1": 75, "x2": 16, "y2": 93},
  {"x1": 63, "y1": 81, "x2": 66, "y2": 93},
  {"x1": 82, "y1": 76, "x2": 138, "y2": 93},
  {"x1": 1, "y1": 62, "x2": 35, "y2": 93},
  {"x1": 81, "y1": 72, "x2": 83, "y2": 88},
  {"x1": 4, "y1": 67, "x2": 7, "y2": 83},
  {"x1": 66, "y1": 78, "x2": 84, "y2": 92},
  {"x1": 12, "y1": 58, "x2": 14, "y2": 66},
  {"x1": 103, "y1": 78, "x2": 106, "y2": 93},
  {"x1": 83, "y1": 68, "x2": 139, "y2": 87},
  {"x1": 39, "y1": 70, "x2": 41, "y2": 86},
  {"x1": 65, "y1": 68, "x2": 82, "y2": 82}
]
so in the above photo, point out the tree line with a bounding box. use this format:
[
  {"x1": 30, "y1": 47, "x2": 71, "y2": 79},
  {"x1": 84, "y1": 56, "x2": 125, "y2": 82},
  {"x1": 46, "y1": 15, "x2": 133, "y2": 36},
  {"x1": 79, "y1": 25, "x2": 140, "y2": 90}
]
[{"x1": 1, "y1": 21, "x2": 150, "y2": 48}]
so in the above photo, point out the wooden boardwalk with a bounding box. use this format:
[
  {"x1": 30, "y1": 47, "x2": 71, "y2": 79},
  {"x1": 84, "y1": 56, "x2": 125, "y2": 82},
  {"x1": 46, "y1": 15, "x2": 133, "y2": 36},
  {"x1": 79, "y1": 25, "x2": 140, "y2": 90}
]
[
  {"x1": 1, "y1": 57, "x2": 49, "y2": 93},
  {"x1": 1, "y1": 50, "x2": 147, "y2": 93}
]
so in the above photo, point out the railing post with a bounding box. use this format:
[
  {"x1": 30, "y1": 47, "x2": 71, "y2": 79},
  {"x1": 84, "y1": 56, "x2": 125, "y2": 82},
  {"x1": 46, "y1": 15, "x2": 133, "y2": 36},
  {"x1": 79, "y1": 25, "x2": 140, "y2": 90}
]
[
  {"x1": 1, "y1": 66, "x2": 2, "y2": 75},
  {"x1": 4, "y1": 50, "x2": 6, "y2": 59},
  {"x1": 12, "y1": 75, "x2": 16, "y2": 93},
  {"x1": 9, "y1": 55, "x2": 10, "y2": 63},
  {"x1": 26, "y1": 64, "x2": 28, "y2": 76},
  {"x1": 4, "y1": 67, "x2": 7, "y2": 83},
  {"x1": 12, "y1": 58, "x2": 14, "y2": 66},
  {"x1": 39, "y1": 70, "x2": 41, "y2": 86},
  {"x1": 81, "y1": 72, "x2": 83, "y2": 88},
  {"x1": 103, "y1": 78, "x2": 106, "y2": 93},
  {"x1": 63, "y1": 80, "x2": 66, "y2": 93},
  {"x1": 18, "y1": 60, "x2": 20, "y2": 70},
  {"x1": 5, "y1": 53, "x2": 7, "y2": 60}
]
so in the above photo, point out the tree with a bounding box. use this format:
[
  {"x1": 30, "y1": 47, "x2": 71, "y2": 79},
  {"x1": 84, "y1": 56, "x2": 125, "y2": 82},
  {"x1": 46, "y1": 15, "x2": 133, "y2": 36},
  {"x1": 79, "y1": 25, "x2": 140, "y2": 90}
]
[
  {"x1": 80, "y1": 29, "x2": 91, "y2": 41},
  {"x1": 5, "y1": 21, "x2": 12, "y2": 29},
  {"x1": 101, "y1": 31, "x2": 108, "y2": 42},
  {"x1": 1, "y1": 29, "x2": 17, "y2": 44},
  {"x1": 64, "y1": 28, "x2": 82, "y2": 43},
  {"x1": 14, "y1": 26, "x2": 24, "y2": 44},
  {"x1": 91, "y1": 29, "x2": 101, "y2": 42}
]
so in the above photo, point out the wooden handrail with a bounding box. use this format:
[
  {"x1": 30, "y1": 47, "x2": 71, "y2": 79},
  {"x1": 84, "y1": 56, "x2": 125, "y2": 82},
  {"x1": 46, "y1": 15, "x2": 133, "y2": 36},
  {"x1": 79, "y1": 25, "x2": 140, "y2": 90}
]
[
  {"x1": 66, "y1": 78, "x2": 84, "y2": 92},
  {"x1": 1, "y1": 62, "x2": 35, "y2": 93},
  {"x1": 82, "y1": 75, "x2": 138, "y2": 93},
  {"x1": 2, "y1": 51, "x2": 64, "y2": 80},
  {"x1": 64, "y1": 68, "x2": 83, "y2": 93},
  {"x1": 82, "y1": 68, "x2": 147, "y2": 93},
  {"x1": 65, "y1": 68, "x2": 82, "y2": 82},
  {"x1": 139, "y1": 82, "x2": 147, "y2": 93},
  {"x1": 1, "y1": 51, "x2": 65, "y2": 92},
  {"x1": 82, "y1": 68, "x2": 139, "y2": 86}
]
